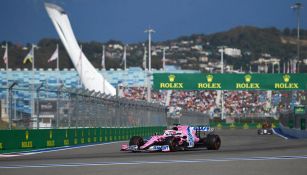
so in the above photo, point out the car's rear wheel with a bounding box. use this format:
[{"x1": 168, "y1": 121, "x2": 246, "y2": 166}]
[
  {"x1": 129, "y1": 136, "x2": 144, "y2": 148},
  {"x1": 206, "y1": 134, "x2": 221, "y2": 150}
]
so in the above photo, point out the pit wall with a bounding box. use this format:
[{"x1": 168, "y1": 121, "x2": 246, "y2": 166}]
[{"x1": 0, "y1": 126, "x2": 166, "y2": 153}]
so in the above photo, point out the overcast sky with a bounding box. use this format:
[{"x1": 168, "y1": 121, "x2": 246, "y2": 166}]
[{"x1": 0, "y1": 0, "x2": 306, "y2": 44}]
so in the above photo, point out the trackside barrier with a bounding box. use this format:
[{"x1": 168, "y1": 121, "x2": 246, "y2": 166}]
[
  {"x1": 0, "y1": 126, "x2": 166, "y2": 153},
  {"x1": 277, "y1": 123, "x2": 307, "y2": 139},
  {"x1": 210, "y1": 122, "x2": 279, "y2": 129}
]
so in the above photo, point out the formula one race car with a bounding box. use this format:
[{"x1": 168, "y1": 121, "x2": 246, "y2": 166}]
[
  {"x1": 257, "y1": 121, "x2": 273, "y2": 135},
  {"x1": 121, "y1": 125, "x2": 221, "y2": 152}
]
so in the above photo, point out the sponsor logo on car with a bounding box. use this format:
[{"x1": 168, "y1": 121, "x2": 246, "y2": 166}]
[
  {"x1": 148, "y1": 145, "x2": 170, "y2": 152},
  {"x1": 187, "y1": 127, "x2": 194, "y2": 148}
]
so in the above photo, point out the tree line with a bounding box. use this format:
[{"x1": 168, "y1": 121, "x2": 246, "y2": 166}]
[{"x1": 0, "y1": 26, "x2": 306, "y2": 71}]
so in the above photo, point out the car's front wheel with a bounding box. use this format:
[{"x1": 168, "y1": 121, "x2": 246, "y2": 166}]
[
  {"x1": 129, "y1": 136, "x2": 144, "y2": 149},
  {"x1": 164, "y1": 136, "x2": 179, "y2": 151}
]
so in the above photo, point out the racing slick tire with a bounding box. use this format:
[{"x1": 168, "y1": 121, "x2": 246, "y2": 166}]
[
  {"x1": 268, "y1": 129, "x2": 273, "y2": 135},
  {"x1": 206, "y1": 134, "x2": 221, "y2": 150},
  {"x1": 164, "y1": 136, "x2": 180, "y2": 151},
  {"x1": 129, "y1": 136, "x2": 144, "y2": 148},
  {"x1": 258, "y1": 129, "x2": 263, "y2": 135}
]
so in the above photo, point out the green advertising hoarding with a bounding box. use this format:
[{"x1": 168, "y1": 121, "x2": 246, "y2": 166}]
[
  {"x1": 153, "y1": 73, "x2": 307, "y2": 90},
  {"x1": 0, "y1": 127, "x2": 166, "y2": 153}
]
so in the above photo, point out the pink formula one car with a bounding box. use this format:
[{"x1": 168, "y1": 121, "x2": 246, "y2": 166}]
[{"x1": 121, "y1": 125, "x2": 221, "y2": 152}]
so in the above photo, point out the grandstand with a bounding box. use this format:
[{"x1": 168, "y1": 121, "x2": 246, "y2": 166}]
[
  {"x1": 1, "y1": 66, "x2": 306, "y2": 129},
  {"x1": 0, "y1": 66, "x2": 198, "y2": 88},
  {"x1": 0, "y1": 67, "x2": 199, "y2": 117}
]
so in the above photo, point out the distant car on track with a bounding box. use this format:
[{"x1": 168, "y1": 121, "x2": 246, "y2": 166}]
[
  {"x1": 121, "y1": 125, "x2": 221, "y2": 152},
  {"x1": 258, "y1": 121, "x2": 273, "y2": 135}
]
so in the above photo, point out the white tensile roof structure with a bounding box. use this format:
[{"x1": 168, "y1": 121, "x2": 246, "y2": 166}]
[{"x1": 45, "y1": 3, "x2": 116, "y2": 95}]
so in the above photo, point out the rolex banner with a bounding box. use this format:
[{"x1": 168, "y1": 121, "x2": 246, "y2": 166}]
[{"x1": 153, "y1": 73, "x2": 307, "y2": 90}]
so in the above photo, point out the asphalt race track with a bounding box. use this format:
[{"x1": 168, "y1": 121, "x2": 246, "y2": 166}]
[{"x1": 1, "y1": 129, "x2": 307, "y2": 175}]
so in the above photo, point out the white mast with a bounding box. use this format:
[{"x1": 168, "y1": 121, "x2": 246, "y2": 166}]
[
  {"x1": 102, "y1": 45, "x2": 106, "y2": 93},
  {"x1": 162, "y1": 47, "x2": 166, "y2": 71},
  {"x1": 56, "y1": 44, "x2": 60, "y2": 128},
  {"x1": 145, "y1": 28, "x2": 155, "y2": 102},
  {"x1": 291, "y1": 2, "x2": 303, "y2": 73},
  {"x1": 218, "y1": 46, "x2": 226, "y2": 120},
  {"x1": 142, "y1": 44, "x2": 147, "y2": 70},
  {"x1": 79, "y1": 44, "x2": 83, "y2": 88},
  {"x1": 102, "y1": 45, "x2": 105, "y2": 70},
  {"x1": 123, "y1": 45, "x2": 127, "y2": 71},
  {"x1": 56, "y1": 44, "x2": 59, "y2": 78},
  {"x1": 1, "y1": 43, "x2": 9, "y2": 122},
  {"x1": 143, "y1": 44, "x2": 147, "y2": 95},
  {"x1": 32, "y1": 44, "x2": 39, "y2": 128}
]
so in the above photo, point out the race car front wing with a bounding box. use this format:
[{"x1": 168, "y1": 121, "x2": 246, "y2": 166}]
[{"x1": 121, "y1": 144, "x2": 170, "y2": 152}]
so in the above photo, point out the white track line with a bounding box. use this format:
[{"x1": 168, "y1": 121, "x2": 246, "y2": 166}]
[
  {"x1": 0, "y1": 154, "x2": 21, "y2": 158},
  {"x1": 1, "y1": 155, "x2": 307, "y2": 169},
  {"x1": 0, "y1": 141, "x2": 125, "y2": 158}
]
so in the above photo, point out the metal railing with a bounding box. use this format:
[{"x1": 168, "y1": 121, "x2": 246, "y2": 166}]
[
  {"x1": 0, "y1": 85, "x2": 167, "y2": 129},
  {"x1": 1, "y1": 84, "x2": 306, "y2": 130}
]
